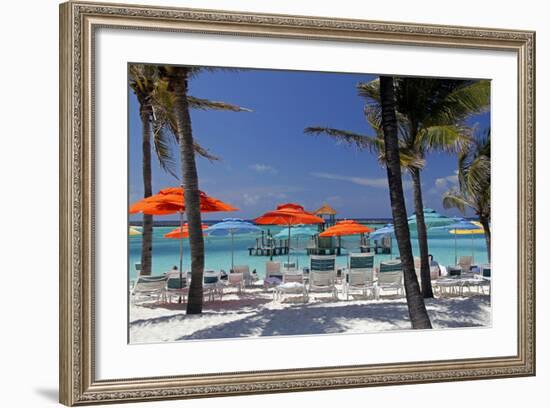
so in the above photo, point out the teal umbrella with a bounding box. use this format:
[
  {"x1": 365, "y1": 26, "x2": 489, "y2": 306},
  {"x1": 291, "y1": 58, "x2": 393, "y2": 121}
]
[
  {"x1": 274, "y1": 225, "x2": 317, "y2": 263},
  {"x1": 408, "y1": 208, "x2": 455, "y2": 230}
]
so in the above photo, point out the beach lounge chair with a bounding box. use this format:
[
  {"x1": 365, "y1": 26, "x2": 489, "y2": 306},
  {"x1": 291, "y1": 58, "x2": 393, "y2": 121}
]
[
  {"x1": 344, "y1": 253, "x2": 375, "y2": 300},
  {"x1": 274, "y1": 270, "x2": 307, "y2": 302},
  {"x1": 134, "y1": 262, "x2": 142, "y2": 276},
  {"x1": 131, "y1": 275, "x2": 167, "y2": 305},
  {"x1": 375, "y1": 260, "x2": 404, "y2": 299},
  {"x1": 458, "y1": 256, "x2": 473, "y2": 274},
  {"x1": 203, "y1": 270, "x2": 223, "y2": 301},
  {"x1": 459, "y1": 264, "x2": 491, "y2": 296},
  {"x1": 283, "y1": 261, "x2": 297, "y2": 271},
  {"x1": 308, "y1": 255, "x2": 337, "y2": 300},
  {"x1": 232, "y1": 265, "x2": 255, "y2": 286},
  {"x1": 226, "y1": 271, "x2": 245, "y2": 294},
  {"x1": 283, "y1": 269, "x2": 304, "y2": 283},
  {"x1": 264, "y1": 261, "x2": 283, "y2": 292},
  {"x1": 164, "y1": 272, "x2": 189, "y2": 303}
]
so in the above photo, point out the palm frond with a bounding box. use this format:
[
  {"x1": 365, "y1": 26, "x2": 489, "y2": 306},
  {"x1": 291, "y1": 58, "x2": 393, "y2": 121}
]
[
  {"x1": 151, "y1": 125, "x2": 179, "y2": 179},
  {"x1": 442, "y1": 190, "x2": 475, "y2": 213},
  {"x1": 304, "y1": 126, "x2": 381, "y2": 153},
  {"x1": 187, "y1": 96, "x2": 252, "y2": 112},
  {"x1": 357, "y1": 79, "x2": 380, "y2": 103},
  {"x1": 417, "y1": 125, "x2": 472, "y2": 153},
  {"x1": 462, "y1": 154, "x2": 491, "y2": 197},
  {"x1": 192, "y1": 141, "x2": 220, "y2": 162},
  {"x1": 424, "y1": 80, "x2": 491, "y2": 126}
]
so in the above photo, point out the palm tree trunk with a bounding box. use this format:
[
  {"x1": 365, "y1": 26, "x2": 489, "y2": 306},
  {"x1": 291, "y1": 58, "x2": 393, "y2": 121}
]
[
  {"x1": 479, "y1": 215, "x2": 491, "y2": 262},
  {"x1": 140, "y1": 105, "x2": 153, "y2": 276},
  {"x1": 410, "y1": 168, "x2": 434, "y2": 298},
  {"x1": 169, "y1": 67, "x2": 205, "y2": 315},
  {"x1": 379, "y1": 76, "x2": 432, "y2": 329}
]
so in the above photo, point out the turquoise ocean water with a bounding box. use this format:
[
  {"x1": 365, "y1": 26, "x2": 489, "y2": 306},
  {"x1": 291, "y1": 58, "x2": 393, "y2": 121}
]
[{"x1": 128, "y1": 222, "x2": 489, "y2": 280}]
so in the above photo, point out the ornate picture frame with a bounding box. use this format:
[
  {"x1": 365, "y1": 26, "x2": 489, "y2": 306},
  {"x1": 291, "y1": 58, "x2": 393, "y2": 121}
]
[{"x1": 59, "y1": 1, "x2": 535, "y2": 405}]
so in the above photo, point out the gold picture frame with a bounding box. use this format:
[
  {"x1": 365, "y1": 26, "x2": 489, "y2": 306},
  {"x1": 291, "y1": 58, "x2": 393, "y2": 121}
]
[{"x1": 59, "y1": 1, "x2": 536, "y2": 405}]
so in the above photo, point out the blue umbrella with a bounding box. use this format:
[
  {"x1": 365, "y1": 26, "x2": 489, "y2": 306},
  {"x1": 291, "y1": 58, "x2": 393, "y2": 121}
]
[
  {"x1": 369, "y1": 223, "x2": 394, "y2": 239},
  {"x1": 206, "y1": 218, "x2": 262, "y2": 269}
]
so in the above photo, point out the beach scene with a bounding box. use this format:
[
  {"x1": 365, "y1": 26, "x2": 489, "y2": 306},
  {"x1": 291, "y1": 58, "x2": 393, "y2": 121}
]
[{"x1": 128, "y1": 65, "x2": 491, "y2": 343}]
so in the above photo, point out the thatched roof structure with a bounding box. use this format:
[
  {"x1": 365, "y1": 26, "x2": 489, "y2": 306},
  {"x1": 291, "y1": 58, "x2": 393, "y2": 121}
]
[{"x1": 313, "y1": 204, "x2": 337, "y2": 216}]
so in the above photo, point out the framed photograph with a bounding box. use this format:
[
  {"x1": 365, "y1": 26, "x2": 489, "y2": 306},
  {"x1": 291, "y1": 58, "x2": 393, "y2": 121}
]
[{"x1": 59, "y1": 1, "x2": 535, "y2": 405}]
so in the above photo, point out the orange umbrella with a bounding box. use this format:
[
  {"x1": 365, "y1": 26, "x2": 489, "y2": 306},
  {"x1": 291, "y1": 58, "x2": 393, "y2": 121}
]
[
  {"x1": 254, "y1": 203, "x2": 324, "y2": 226},
  {"x1": 130, "y1": 186, "x2": 238, "y2": 299},
  {"x1": 130, "y1": 187, "x2": 238, "y2": 214},
  {"x1": 254, "y1": 203, "x2": 324, "y2": 264},
  {"x1": 319, "y1": 220, "x2": 373, "y2": 237},
  {"x1": 164, "y1": 223, "x2": 208, "y2": 239}
]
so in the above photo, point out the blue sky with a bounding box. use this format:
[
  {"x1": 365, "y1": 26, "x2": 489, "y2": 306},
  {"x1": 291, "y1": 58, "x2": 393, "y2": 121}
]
[{"x1": 129, "y1": 68, "x2": 490, "y2": 221}]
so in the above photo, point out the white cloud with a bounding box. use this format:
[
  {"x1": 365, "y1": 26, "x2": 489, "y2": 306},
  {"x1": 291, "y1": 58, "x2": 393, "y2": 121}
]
[
  {"x1": 249, "y1": 163, "x2": 277, "y2": 174},
  {"x1": 311, "y1": 171, "x2": 412, "y2": 190},
  {"x1": 242, "y1": 193, "x2": 261, "y2": 206},
  {"x1": 433, "y1": 171, "x2": 459, "y2": 192},
  {"x1": 219, "y1": 185, "x2": 301, "y2": 208}
]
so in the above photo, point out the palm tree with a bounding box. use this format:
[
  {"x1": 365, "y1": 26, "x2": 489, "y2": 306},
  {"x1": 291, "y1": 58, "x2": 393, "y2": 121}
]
[
  {"x1": 443, "y1": 131, "x2": 491, "y2": 261},
  {"x1": 379, "y1": 76, "x2": 432, "y2": 329},
  {"x1": 306, "y1": 77, "x2": 489, "y2": 298},
  {"x1": 129, "y1": 64, "x2": 248, "y2": 282},
  {"x1": 158, "y1": 66, "x2": 250, "y2": 314},
  {"x1": 129, "y1": 65, "x2": 169, "y2": 276}
]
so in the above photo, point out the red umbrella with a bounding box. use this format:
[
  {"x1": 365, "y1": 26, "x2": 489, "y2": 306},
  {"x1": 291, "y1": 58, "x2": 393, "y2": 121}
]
[
  {"x1": 254, "y1": 203, "x2": 324, "y2": 264},
  {"x1": 130, "y1": 187, "x2": 238, "y2": 300},
  {"x1": 319, "y1": 220, "x2": 373, "y2": 237},
  {"x1": 164, "y1": 223, "x2": 209, "y2": 239},
  {"x1": 130, "y1": 187, "x2": 238, "y2": 214}
]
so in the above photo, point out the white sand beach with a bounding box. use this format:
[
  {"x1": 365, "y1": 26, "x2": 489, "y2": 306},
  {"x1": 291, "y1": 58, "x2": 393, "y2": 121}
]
[{"x1": 129, "y1": 286, "x2": 491, "y2": 343}]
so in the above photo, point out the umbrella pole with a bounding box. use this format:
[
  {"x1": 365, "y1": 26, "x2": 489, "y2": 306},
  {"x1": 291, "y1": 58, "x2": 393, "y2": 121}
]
[
  {"x1": 287, "y1": 224, "x2": 291, "y2": 266},
  {"x1": 179, "y1": 210, "x2": 184, "y2": 303},
  {"x1": 454, "y1": 232, "x2": 457, "y2": 265},
  {"x1": 231, "y1": 231, "x2": 234, "y2": 271},
  {"x1": 471, "y1": 234, "x2": 474, "y2": 263}
]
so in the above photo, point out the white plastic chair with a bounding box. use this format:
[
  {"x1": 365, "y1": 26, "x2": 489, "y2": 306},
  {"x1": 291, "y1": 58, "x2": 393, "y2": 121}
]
[
  {"x1": 375, "y1": 260, "x2": 404, "y2": 299},
  {"x1": 203, "y1": 270, "x2": 223, "y2": 301},
  {"x1": 308, "y1": 255, "x2": 337, "y2": 300},
  {"x1": 164, "y1": 272, "x2": 189, "y2": 303},
  {"x1": 232, "y1": 265, "x2": 254, "y2": 286},
  {"x1": 458, "y1": 256, "x2": 474, "y2": 274},
  {"x1": 264, "y1": 261, "x2": 283, "y2": 292},
  {"x1": 131, "y1": 275, "x2": 167, "y2": 305},
  {"x1": 227, "y1": 272, "x2": 245, "y2": 294},
  {"x1": 344, "y1": 253, "x2": 375, "y2": 300}
]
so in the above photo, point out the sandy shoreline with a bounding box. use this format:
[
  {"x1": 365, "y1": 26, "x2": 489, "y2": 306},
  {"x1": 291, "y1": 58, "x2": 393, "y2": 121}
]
[{"x1": 129, "y1": 286, "x2": 491, "y2": 343}]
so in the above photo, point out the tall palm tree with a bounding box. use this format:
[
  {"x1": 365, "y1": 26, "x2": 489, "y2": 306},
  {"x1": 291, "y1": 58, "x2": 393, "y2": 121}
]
[
  {"x1": 129, "y1": 65, "x2": 170, "y2": 276},
  {"x1": 379, "y1": 76, "x2": 432, "y2": 329},
  {"x1": 158, "y1": 66, "x2": 250, "y2": 314},
  {"x1": 129, "y1": 64, "x2": 248, "y2": 281},
  {"x1": 365, "y1": 78, "x2": 489, "y2": 298},
  {"x1": 443, "y1": 131, "x2": 491, "y2": 261},
  {"x1": 306, "y1": 77, "x2": 489, "y2": 298}
]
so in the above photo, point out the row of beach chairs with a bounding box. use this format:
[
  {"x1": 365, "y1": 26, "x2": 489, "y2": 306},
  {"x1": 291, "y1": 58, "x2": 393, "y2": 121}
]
[{"x1": 130, "y1": 254, "x2": 491, "y2": 305}]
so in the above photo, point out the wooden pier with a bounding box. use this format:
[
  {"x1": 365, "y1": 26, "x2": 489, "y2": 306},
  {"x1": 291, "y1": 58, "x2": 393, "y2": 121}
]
[
  {"x1": 247, "y1": 244, "x2": 289, "y2": 257},
  {"x1": 248, "y1": 233, "x2": 289, "y2": 257}
]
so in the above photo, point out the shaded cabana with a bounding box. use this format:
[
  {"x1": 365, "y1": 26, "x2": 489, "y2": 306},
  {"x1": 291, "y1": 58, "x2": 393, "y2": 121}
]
[{"x1": 313, "y1": 204, "x2": 338, "y2": 228}]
